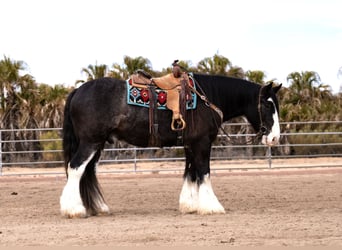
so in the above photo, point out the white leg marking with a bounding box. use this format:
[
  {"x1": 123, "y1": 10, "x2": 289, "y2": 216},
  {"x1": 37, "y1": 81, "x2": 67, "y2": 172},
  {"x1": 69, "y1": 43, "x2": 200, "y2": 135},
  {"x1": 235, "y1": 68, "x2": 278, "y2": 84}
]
[
  {"x1": 198, "y1": 174, "x2": 225, "y2": 215},
  {"x1": 179, "y1": 178, "x2": 199, "y2": 214},
  {"x1": 262, "y1": 98, "x2": 280, "y2": 146},
  {"x1": 60, "y1": 152, "x2": 95, "y2": 218}
]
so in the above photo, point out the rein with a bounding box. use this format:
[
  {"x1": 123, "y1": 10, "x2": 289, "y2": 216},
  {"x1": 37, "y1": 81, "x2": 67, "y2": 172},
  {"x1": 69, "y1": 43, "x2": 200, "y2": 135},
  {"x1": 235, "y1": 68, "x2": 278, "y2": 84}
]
[{"x1": 187, "y1": 80, "x2": 223, "y2": 123}]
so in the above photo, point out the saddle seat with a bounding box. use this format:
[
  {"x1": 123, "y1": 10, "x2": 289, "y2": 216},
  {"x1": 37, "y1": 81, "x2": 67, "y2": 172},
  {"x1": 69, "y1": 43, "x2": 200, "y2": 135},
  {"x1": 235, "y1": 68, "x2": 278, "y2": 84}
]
[{"x1": 130, "y1": 70, "x2": 190, "y2": 131}]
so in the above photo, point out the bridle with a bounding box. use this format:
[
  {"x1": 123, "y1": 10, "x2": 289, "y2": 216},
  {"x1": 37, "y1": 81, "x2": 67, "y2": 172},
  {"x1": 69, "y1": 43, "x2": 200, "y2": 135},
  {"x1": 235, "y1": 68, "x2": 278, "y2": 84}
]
[{"x1": 257, "y1": 85, "x2": 270, "y2": 137}]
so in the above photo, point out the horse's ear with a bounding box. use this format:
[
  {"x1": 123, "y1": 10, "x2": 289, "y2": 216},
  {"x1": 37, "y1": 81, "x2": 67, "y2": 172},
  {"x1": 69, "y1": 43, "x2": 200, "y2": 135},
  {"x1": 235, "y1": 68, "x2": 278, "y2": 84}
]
[
  {"x1": 273, "y1": 83, "x2": 282, "y2": 94},
  {"x1": 260, "y1": 82, "x2": 273, "y2": 96},
  {"x1": 266, "y1": 82, "x2": 273, "y2": 88}
]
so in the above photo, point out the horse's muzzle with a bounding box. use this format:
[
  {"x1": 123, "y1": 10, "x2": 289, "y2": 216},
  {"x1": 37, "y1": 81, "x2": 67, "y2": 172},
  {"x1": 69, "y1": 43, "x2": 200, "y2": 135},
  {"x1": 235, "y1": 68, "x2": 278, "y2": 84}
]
[{"x1": 261, "y1": 134, "x2": 280, "y2": 146}]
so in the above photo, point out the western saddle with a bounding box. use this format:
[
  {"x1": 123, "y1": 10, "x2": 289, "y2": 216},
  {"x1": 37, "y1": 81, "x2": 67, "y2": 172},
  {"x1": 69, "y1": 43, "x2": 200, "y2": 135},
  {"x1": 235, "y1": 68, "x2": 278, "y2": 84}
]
[{"x1": 130, "y1": 61, "x2": 191, "y2": 132}]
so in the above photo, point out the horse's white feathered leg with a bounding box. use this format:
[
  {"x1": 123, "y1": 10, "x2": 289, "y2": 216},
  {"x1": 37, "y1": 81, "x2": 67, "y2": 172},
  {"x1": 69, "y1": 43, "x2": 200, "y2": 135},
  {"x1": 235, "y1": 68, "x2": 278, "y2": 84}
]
[
  {"x1": 197, "y1": 174, "x2": 225, "y2": 215},
  {"x1": 60, "y1": 152, "x2": 95, "y2": 218},
  {"x1": 179, "y1": 177, "x2": 199, "y2": 213}
]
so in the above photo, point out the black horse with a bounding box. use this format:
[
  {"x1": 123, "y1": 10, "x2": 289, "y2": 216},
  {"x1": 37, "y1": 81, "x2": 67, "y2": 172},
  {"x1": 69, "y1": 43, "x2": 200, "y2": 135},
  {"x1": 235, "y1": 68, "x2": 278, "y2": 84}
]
[{"x1": 60, "y1": 73, "x2": 281, "y2": 218}]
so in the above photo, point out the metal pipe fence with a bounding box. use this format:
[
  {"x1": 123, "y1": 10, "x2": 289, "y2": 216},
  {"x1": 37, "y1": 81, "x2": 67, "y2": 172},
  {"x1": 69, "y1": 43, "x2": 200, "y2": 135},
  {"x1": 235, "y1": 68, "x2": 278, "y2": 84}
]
[{"x1": 0, "y1": 121, "x2": 341, "y2": 176}]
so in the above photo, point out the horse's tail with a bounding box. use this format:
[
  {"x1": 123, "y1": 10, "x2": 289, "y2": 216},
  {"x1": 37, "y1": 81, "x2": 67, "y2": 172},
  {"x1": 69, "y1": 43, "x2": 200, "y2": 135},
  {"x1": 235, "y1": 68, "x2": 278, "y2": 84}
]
[
  {"x1": 80, "y1": 149, "x2": 106, "y2": 215},
  {"x1": 62, "y1": 89, "x2": 79, "y2": 173}
]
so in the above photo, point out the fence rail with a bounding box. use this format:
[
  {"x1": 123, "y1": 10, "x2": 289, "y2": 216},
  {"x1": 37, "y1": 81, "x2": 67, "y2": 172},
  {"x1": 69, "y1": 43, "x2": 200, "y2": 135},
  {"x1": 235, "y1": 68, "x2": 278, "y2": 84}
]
[{"x1": 0, "y1": 121, "x2": 341, "y2": 176}]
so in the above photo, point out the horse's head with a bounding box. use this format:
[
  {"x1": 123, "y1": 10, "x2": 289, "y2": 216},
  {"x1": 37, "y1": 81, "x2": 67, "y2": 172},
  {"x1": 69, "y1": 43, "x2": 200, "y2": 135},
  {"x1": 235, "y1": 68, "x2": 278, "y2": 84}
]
[{"x1": 258, "y1": 82, "x2": 282, "y2": 146}]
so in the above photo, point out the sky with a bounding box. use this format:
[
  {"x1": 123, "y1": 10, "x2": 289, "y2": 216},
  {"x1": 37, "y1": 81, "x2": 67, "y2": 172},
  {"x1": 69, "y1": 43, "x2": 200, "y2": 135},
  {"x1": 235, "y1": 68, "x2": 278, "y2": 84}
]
[{"x1": 1, "y1": 0, "x2": 342, "y2": 93}]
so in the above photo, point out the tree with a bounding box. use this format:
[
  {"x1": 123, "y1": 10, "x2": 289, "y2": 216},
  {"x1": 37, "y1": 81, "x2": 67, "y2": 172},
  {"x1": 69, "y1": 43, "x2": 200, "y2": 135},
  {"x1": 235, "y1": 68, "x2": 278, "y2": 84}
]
[
  {"x1": 245, "y1": 70, "x2": 267, "y2": 85},
  {"x1": 76, "y1": 63, "x2": 108, "y2": 85},
  {"x1": 0, "y1": 56, "x2": 26, "y2": 111},
  {"x1": 282, "y1": 70, "x2": 337, "y2": 122},
  {"x1": 39, "y1": 84, "x2": 70, "y2": 128},
  {"x1": 159, "y1": 60, "x2": 197, "y2": 76},
  {"x1": 0, "y1": 56, "x2": 42, "y2": 162},
  {"x1": 197, "y1": 54, "x2": 231, "y2": 75},
  {"x1": 287, "y1": 71, "x2": 321, "y2": 101},
  {"x1": 0, "y1": 56, "x2": 36, "y2": 128},
  {"x1": 109, "y1": 56, "x2": 153, "y2": 80},
  {"x1": 227, "y1": 66, "x2": 245, "y2": 79}
]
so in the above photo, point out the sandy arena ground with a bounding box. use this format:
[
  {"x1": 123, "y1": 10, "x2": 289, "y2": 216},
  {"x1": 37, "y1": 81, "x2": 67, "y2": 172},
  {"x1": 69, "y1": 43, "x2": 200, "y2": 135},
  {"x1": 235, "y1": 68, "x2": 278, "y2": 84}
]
[{"x1": 1, "y1": 158, "x2": 342, "y2": 246}]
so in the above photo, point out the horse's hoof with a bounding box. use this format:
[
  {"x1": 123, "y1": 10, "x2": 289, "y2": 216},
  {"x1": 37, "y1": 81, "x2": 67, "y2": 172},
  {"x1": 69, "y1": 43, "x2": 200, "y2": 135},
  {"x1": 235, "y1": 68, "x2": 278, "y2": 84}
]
[
  {"x1": 179, "y1": 203, "x2": 198, "y2": 214},
  {"x1": 97, "y1": 203, "x2": 111, "y2": 216},
  {"x1": 197, "y1": 206, "x2": 226, "y2": 215},
  {"x1": 60, "y1": 206, "x2": 87, "y2": 218}
]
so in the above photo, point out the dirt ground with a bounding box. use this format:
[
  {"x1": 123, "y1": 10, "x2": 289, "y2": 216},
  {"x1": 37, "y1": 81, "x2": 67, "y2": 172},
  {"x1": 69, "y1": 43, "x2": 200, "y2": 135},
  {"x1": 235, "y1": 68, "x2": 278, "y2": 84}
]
[{"x1": 1, "y1": 158, "x2": 342, "y2": 246}]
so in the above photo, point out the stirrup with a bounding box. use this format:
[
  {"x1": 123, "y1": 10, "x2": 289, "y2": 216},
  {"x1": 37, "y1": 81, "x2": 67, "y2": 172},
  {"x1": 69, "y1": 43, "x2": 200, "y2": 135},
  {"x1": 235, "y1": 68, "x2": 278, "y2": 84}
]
[{"x1": 171, "y1": 116, "x2": 186, "y2": 131}]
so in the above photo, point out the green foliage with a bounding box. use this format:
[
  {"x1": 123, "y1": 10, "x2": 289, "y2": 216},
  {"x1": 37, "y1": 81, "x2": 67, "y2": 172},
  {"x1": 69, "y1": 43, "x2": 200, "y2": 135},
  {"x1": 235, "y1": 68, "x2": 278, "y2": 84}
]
[
  {"x1": 76, "y1": 63, "x2": 108, "y2": 85},
  {"x1": 278, "y1": 71, "x2": 341, "y2": 123},
  {"x1": 40, "y1": 131, "x2": 63, "y2": 166},
  {"x1": 108, "y1": 55, "x2": 153, "y2": 80}
]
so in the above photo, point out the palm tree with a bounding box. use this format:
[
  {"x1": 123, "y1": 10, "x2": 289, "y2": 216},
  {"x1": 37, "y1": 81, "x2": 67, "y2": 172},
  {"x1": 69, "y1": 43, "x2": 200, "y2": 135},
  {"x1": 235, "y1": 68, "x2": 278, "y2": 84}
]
[
  {"x1": 0, "y1": 56, "x2": 42, "y2": 163},
  {"x1": 287, "y1": 71, "x2": 321, "y2": 101},
  {"x1": 284, "y1": 70, "x2": 337, "y2": 123},
  {"x1": 227, "y1": 66, "x2": 245, "y2": 79},
  {"x1": 245, "y1": 70, "x2": 266, "y2": 84},
  {"x1": 15, "y1": 74, "x2": 40, "y2": 128},
  {"x1": 109, "y1": 56, "x2": 153, "y2": 80},
  {"x1": 0, "y1": 56, "x2": 32, "y2": 127},
  {"x1": 39, "y1": 84, "x2": 70, "y2": 128},
  {"x1": 76, "y1": 63, "x2": 108, "y2": 85},
  {"x1": 197, "y1": 54, "x2": 232, "y2": 75},
  {"x1": 159, "y1": 60, "x2": 196, "y2": 76},
  {"x1": 0, "y1": 56, "x2": 26, "y2": 111}
]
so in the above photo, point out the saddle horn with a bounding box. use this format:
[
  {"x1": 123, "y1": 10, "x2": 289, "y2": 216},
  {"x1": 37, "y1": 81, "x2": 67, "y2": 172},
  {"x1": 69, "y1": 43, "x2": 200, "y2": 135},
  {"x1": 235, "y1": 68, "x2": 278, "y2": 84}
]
[{"x1": 172, "y1": 60, "x2": 182, "y2": 78}]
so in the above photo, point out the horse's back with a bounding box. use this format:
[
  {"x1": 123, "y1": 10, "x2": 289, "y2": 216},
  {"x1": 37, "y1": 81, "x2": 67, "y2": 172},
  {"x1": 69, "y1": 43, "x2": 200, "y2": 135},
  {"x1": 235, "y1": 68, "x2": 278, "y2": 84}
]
[{"x1": 74, "y1": 77, "x2": 124, "y2": 104}]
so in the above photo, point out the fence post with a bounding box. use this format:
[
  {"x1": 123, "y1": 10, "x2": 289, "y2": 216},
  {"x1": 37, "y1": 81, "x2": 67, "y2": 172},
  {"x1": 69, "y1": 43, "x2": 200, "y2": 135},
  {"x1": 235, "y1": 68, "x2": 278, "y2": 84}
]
[
  {"x1": 134, "y1": 148, "x2": 137, "y2": 172},
  {"x1": 0, "y1": 130, "x2": 2, "y2": 176},
  {"x1": 267, "y1": 146, "x2": 272, "y2": 168}
]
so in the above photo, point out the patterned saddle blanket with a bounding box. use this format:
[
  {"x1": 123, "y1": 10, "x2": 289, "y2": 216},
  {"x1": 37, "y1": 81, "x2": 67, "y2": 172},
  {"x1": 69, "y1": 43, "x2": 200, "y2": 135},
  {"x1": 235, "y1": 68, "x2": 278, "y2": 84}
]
[{"x1": 126, "y1": 75, "x2": 197, "y2": 110}]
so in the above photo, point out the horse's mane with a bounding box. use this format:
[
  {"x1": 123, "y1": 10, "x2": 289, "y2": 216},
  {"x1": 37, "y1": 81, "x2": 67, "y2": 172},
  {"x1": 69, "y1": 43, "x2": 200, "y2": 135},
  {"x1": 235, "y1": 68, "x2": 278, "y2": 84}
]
[{"x1": 192, "y1": 73, "x2": 260, "y2": 103}]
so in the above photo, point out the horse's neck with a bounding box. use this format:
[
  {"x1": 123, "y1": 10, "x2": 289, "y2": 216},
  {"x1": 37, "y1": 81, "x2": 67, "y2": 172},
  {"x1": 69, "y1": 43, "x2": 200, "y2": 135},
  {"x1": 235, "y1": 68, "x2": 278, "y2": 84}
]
[
  {"x1": 214, "y1": 80, "x2": 261, "y2": 131},
  {"x1": 193, "y1": 74, "x2": 261, "y2": 131},
  {"x1": 243, "y1": 103, "x2": 261, "y2": 132},
  {"x1": 239, "y1": 86, "x2": 260, "y2": 131}
]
